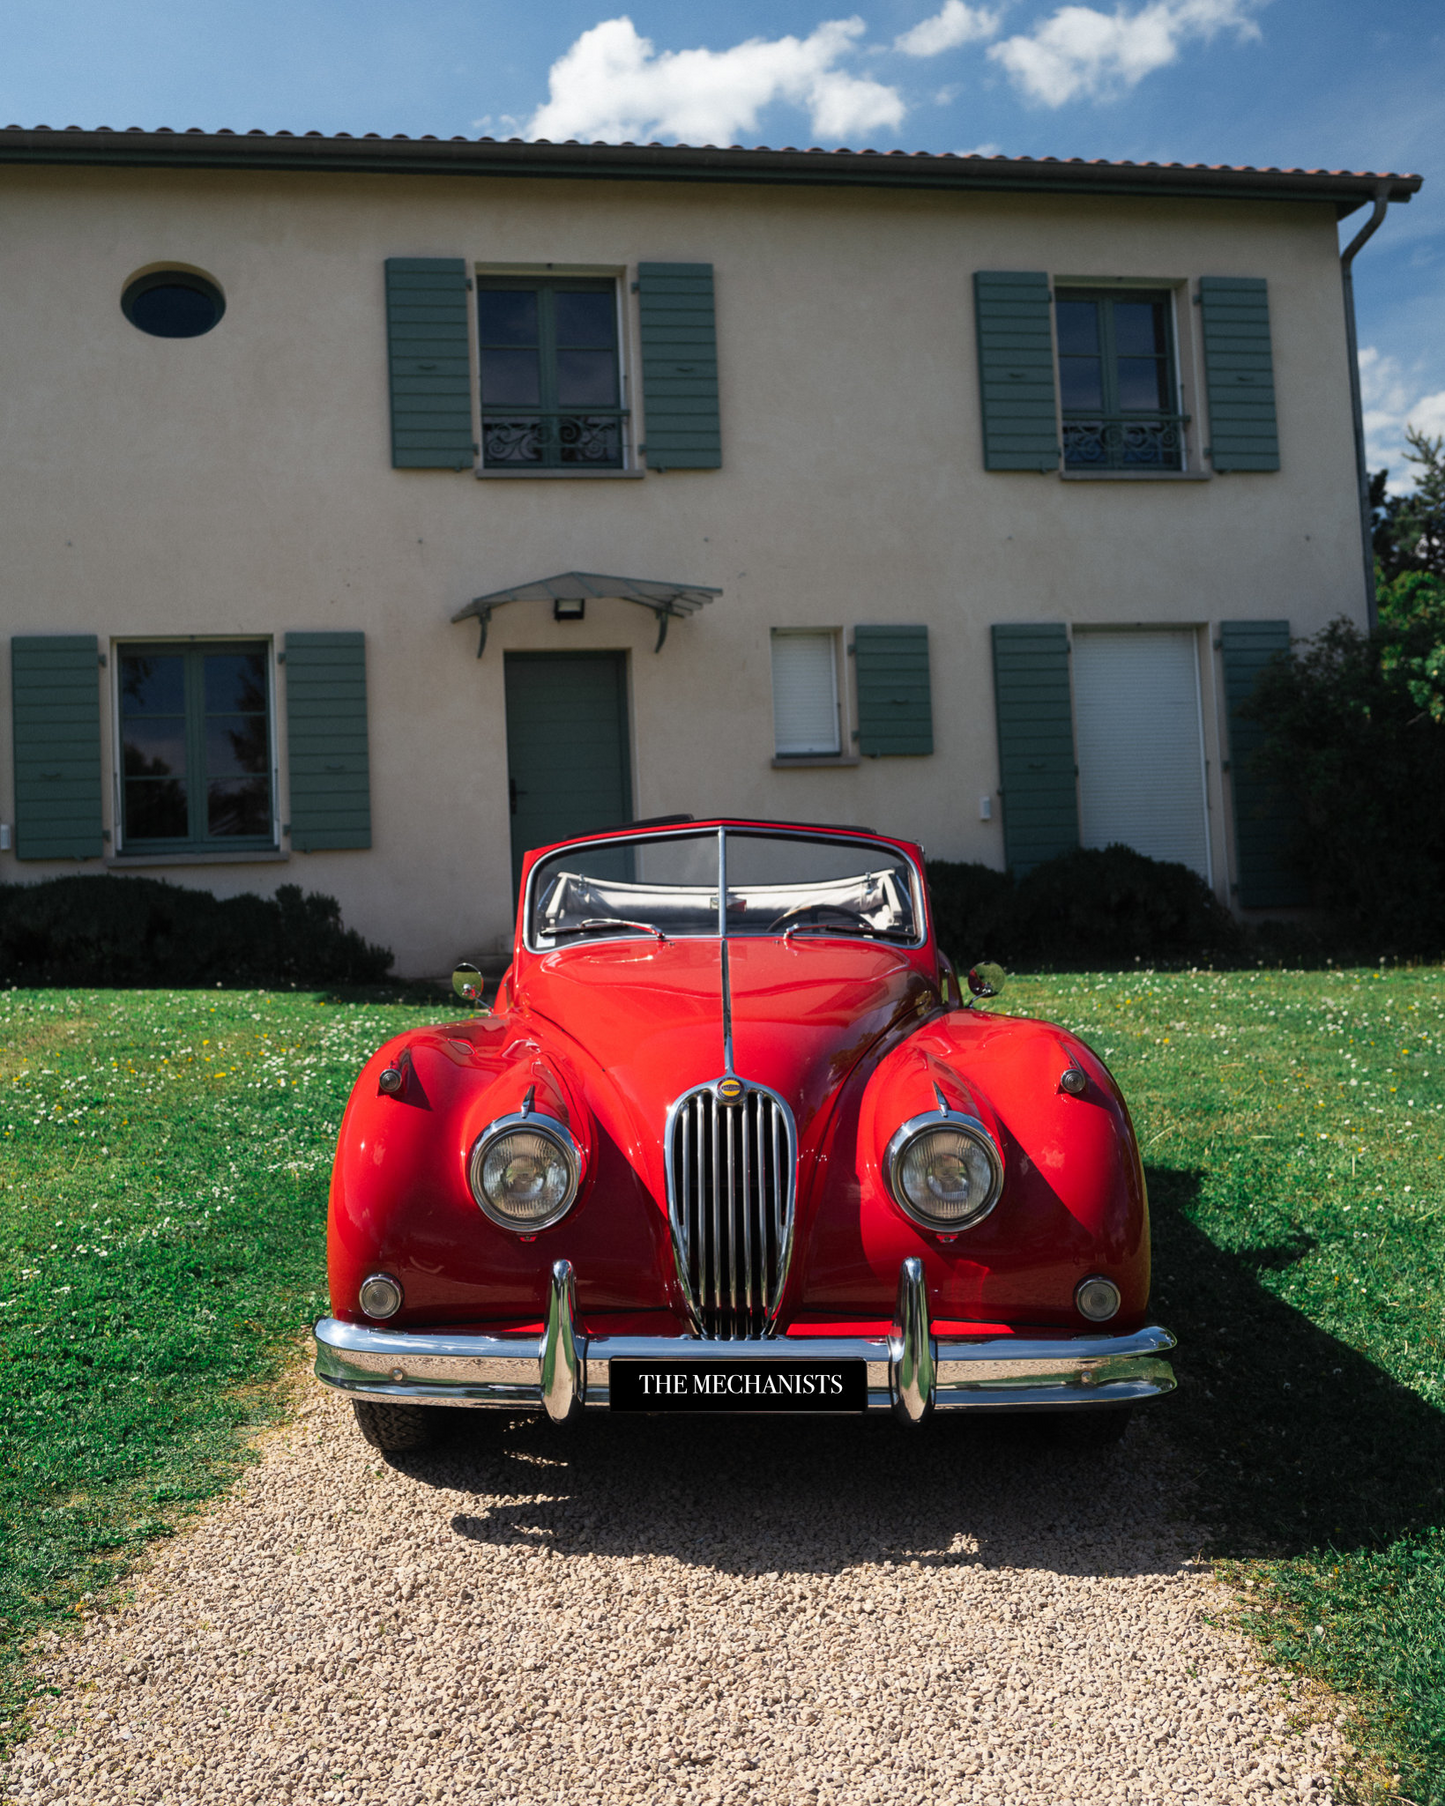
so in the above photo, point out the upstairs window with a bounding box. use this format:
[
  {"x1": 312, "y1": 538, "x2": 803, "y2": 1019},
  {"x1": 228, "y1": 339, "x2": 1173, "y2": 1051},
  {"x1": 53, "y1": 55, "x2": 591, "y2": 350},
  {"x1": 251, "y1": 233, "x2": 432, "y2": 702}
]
[
  {"x1": 478, "y1": 278, "x2": 625, "y2": 469},
  {"x1": 118, "y1": 644, "x2": 274, "y2": 854},
  {"x1": 1056, "y1": 288, "x2": 1184, "y2": 471}
]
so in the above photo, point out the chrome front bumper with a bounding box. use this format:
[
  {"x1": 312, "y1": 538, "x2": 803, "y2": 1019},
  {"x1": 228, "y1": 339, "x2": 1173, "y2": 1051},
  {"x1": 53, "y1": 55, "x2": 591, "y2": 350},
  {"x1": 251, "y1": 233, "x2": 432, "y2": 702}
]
[{"x1": 315, "y1": 1258, "x2": 1176, "y2": 1427}]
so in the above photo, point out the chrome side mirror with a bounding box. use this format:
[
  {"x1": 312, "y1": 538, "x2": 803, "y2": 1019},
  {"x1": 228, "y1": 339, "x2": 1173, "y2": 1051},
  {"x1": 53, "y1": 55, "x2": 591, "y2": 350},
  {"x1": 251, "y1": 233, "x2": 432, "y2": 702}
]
[
  {"x1": 966, "y1": 961, "x2": 1006, "y2": 1001},
  {"x1": 452, "y1": 962, "x2": 486, "y2": 1006}
]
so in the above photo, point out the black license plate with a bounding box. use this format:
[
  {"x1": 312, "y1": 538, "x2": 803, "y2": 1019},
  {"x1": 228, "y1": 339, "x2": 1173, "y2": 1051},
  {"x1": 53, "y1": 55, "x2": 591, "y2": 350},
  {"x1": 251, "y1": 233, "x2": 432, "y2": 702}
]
[{"x1": 609, "y1": 1359, "x2": 867, "y2": 1413}]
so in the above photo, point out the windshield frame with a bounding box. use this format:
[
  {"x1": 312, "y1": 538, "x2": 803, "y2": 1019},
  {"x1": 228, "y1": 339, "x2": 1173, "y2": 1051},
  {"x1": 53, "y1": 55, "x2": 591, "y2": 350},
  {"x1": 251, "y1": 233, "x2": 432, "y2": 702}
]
[{"x1": 522, "y1": 824, "x2": 928, "y2": 954}]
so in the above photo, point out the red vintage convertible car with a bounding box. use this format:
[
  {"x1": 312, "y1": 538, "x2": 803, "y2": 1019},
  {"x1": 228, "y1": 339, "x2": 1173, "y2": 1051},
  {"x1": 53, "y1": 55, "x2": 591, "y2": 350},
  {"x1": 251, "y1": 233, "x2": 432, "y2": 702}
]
[{"x1": 315, "y1": 818, "x2": 1175, "y2": 1448}]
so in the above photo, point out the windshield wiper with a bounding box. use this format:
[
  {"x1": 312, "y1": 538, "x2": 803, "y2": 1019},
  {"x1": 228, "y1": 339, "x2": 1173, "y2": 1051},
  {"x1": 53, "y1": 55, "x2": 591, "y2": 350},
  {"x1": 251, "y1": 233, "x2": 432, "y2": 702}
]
[
  {"x1": 783, "y1": 923, "x2": 914, "y2": 944},
  {"x1": 551, "y1": 917, "x2": 670, "y2": 943}
]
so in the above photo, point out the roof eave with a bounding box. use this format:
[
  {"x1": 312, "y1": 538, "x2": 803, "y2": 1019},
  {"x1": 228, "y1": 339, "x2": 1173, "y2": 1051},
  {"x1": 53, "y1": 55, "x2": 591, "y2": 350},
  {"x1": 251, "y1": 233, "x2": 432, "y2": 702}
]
[{"x1": 0, "y1": 127, "x2": 1421, "y2": 216}]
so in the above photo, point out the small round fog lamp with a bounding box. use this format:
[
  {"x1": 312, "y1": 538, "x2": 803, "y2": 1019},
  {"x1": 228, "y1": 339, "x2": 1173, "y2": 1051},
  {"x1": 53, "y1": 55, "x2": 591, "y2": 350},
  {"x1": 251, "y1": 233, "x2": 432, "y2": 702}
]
[
  {"x1": 358, "y1": 1272, "x2": 403, "y2": 1319},
  {"x1": 1075, "y1": 1275, "x2": 1121, "y2": 1323}
]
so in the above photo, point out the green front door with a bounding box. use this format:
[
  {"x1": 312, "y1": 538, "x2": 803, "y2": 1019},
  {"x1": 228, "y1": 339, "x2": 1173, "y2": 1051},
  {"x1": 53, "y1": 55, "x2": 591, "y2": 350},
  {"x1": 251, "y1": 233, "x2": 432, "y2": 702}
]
[{"x1": 504, "y1": 652, "x2": 633, "y2": 895}]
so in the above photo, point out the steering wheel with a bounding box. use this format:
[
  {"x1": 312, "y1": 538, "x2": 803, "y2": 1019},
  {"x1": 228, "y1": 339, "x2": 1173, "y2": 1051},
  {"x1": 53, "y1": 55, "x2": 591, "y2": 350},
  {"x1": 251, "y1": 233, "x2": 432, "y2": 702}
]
[{"x1": 768, "y1": 902, "x2": 874, "y2": 934}]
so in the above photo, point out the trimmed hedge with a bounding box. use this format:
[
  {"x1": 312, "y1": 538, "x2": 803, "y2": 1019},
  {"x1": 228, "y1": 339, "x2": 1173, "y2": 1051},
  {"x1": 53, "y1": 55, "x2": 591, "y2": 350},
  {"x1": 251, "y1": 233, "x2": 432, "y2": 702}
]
[
  {"x1": 927, "y1": 844, "x2": 1243, "y2": 969},
  {"x1": 0, "y1": 877, "x2": 392, "y2": 987}
]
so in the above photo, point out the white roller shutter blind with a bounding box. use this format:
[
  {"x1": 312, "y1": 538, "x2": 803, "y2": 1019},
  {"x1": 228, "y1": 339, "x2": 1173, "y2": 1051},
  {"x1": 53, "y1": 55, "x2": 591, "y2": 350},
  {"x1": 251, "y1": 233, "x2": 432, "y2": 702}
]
[
  {"x1": 771, "y1": 631, "x2": 840, "y2": 756},
  {"x1": 1072, "y1": 628, "x2": 1210, "y2": 880}
]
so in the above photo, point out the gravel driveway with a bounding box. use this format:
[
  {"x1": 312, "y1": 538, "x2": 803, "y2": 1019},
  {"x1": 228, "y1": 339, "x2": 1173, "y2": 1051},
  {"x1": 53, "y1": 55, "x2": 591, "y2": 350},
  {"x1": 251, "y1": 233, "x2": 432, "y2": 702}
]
[{"x1": 5, "y1": 1387, "x2": 1342, "y2": 1806}]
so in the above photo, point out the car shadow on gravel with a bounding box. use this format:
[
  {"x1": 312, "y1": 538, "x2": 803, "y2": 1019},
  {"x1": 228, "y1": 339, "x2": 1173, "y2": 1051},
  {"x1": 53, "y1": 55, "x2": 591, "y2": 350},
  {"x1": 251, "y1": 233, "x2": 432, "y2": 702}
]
[{"x1": 404, "y1": 1407, "x2": 1184, "y2": 1582}]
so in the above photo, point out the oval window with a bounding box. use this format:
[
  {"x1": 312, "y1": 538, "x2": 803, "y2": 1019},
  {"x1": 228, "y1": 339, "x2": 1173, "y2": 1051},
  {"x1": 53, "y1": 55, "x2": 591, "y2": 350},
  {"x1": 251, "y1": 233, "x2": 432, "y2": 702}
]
[{"x1": 121, "y1": 269, "x2": 225, "y2": 339}]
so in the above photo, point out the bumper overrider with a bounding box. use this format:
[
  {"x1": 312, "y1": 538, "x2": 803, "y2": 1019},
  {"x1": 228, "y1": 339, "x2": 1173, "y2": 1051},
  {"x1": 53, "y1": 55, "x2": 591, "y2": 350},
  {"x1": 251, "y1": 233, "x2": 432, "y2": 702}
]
[{"x1": 315, "y1": 1258, "x2": 1176, "y2": 1426}]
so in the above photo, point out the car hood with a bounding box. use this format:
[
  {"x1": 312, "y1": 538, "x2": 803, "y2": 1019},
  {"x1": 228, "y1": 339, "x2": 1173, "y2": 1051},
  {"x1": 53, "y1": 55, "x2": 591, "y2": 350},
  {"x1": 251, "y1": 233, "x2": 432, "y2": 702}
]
[{"x1": 519, "y1": 936, "x2": 930, "y2": 1142}]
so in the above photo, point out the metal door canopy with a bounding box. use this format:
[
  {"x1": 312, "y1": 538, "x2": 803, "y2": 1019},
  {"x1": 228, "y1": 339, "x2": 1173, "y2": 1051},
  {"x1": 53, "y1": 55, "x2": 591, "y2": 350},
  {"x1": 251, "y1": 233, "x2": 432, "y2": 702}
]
[{"x1": 453, "y1": 571, "x2": 722, "y2": 655}]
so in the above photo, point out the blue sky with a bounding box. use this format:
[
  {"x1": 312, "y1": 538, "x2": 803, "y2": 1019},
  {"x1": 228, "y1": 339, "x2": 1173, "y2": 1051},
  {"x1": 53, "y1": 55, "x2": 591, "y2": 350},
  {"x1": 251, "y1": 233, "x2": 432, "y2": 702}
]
[{"x1": 2, "y1": 0, "x2": 1439, "y2": 486}]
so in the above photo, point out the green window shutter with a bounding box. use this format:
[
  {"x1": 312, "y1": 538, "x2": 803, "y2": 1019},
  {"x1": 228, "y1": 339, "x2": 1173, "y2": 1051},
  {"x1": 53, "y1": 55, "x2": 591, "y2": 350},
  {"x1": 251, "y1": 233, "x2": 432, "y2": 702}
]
[
  {"x1": 991, "y1": 624, "x2": 1078, "y2": 876},
  {"x1": 853, "y1": 626, "x2": 933, "y2": 756},
  {"x1": 637, "y1": 263, "x2": 720, "y2": 471},
  {"x1": 1220, "y1": 620, "x2": 1306, "y2": 907},
  {"x1": 973, "y1": 272, "x2": 1059, "y2": 473},
  {"x1": 1198, "y1": 277, "x2": 1279, "y2": 472},
  {"x1": 284, "y1": 632, "x2": 371, "y2": 851},
  {"x1": 385, "y1": 257, "x2": 474, "y2": 471},
  {"x1": 10, "y1": 635, "x2": 103, "y2": 861}
]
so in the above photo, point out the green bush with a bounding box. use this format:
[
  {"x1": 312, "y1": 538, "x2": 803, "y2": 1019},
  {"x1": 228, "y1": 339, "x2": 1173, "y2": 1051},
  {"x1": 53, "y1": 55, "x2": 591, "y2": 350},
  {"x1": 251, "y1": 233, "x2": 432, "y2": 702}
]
[
  {"x1": 1013, "y1": 843, "x2": 1243, "y2": 966},
  {"x1": 920, "y1": 857, "x2": 1014, "y2": 966},
  {"x1": 927, "y1": 845, "x2": 1241, "y2": 969},
  {"x1": 0, "y1": 877, "x2": 392, "y2": 987}
]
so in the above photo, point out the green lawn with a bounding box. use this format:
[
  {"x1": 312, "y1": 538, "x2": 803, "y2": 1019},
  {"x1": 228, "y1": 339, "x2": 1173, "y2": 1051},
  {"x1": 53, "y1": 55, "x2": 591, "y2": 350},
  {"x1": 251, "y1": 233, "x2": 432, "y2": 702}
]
[
  {"x1": 0, "y1": 970, "x2": 1442, "y2": 1798},
  {"x1": 0, "y1": 984, "x2": 449, "y2": 1738}
]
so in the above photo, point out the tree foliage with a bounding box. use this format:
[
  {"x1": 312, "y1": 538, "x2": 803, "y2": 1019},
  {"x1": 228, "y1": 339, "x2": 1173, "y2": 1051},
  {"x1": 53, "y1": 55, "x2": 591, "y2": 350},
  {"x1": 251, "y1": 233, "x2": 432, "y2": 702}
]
[
  {"x1": 1371, "y1": 426, "x2": 1445, "y2": 582},
  {"x1": 1244, "y1": 565, "x2": 1445, "y2": 954}
]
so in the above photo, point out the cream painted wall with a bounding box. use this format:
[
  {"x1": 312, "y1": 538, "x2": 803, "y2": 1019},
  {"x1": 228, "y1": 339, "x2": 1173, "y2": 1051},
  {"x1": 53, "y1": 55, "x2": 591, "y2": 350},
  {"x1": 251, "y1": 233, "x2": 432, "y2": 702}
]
[{"x1": 0, "y1": 165, "x2": 1363, "y2": 973}]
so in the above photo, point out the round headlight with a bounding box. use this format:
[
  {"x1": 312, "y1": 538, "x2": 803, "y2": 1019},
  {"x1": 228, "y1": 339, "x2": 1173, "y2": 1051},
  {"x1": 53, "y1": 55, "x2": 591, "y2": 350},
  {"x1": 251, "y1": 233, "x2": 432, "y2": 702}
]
[
  {"x1": 1075, "y1": 1275, "x2": 1121, "y2": 1322},
  {"x1": 468, "y1": 1117, "x2": 581, "y2": 1232},
  {"x1": 358, "y1": 1272, "x2": 403, "y2": 1319},
  {"x1": 886, "y1": 1115, "x2": 1003, "y2": 1232}
]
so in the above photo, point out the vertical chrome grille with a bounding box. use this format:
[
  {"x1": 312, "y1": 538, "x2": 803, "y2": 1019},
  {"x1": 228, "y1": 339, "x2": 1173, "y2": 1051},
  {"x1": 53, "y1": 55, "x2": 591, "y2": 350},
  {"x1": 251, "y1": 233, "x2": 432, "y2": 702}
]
[{"x1": 666, "y1": 1082, "x2": 797, "y2": 1340}]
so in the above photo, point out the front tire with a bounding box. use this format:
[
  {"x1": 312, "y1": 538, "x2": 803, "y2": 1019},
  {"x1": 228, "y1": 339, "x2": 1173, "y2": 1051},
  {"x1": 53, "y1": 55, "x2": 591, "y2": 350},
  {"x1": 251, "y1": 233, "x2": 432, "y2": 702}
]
[{"x1": 352, "y1": 1399, "x2": 443, "y2": 1452}]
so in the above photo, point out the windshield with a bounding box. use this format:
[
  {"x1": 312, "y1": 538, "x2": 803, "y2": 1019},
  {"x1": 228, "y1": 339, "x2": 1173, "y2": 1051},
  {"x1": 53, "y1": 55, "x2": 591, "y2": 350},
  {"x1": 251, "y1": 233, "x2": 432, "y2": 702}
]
[{"x1": 527, "y1": 828, "x2": 921, "y2": 949}]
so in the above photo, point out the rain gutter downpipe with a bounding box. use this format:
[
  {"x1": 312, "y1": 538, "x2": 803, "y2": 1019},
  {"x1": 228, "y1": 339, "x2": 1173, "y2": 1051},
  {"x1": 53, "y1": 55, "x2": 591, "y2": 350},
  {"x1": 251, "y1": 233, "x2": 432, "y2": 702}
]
[{"x1": 1341, "y1": 182, "x2": 1393, "y2": 629}]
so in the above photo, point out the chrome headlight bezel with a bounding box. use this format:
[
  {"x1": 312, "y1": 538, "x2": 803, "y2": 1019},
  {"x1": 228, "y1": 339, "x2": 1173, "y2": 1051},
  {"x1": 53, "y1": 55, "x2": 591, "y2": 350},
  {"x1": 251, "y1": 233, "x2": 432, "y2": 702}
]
[
  {"x1": 467, "y1": 1110, "x2": 584, "y2": 1233},
  {"x1": 884, "y1": 1109, "x2": 1004, "y2": 1234}
]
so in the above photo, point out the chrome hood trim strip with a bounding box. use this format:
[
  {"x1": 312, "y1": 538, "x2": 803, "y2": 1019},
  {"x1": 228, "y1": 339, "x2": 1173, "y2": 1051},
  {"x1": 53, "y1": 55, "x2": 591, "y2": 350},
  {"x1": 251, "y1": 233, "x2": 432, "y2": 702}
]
[{"x1": 720, "y1": 938, "x2": 734, "y2": 1074}]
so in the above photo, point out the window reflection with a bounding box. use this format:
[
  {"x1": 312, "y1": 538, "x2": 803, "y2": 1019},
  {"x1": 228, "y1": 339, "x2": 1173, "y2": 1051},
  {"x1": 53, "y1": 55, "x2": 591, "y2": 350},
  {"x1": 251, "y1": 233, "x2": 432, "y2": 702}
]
[
  {"x1": 479, "y1": 279, "x2": 624, "y2": 469},
  {"x1": 119, "y1": 645, "x2": 272, "y2": 847},
  {"x1": 1057, "y1": 288, "x2": 1181, "y2": 471}
]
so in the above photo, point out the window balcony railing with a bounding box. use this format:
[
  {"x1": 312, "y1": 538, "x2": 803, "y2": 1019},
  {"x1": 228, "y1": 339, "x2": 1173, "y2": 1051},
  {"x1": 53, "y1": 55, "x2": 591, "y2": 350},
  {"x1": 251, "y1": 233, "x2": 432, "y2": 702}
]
[
  {"x1": 1062, "y1": 412, "x2": 1189, "y2": 472},
  {"x1": 481, "y1": 408, "x2": 629, "y2": 470}
]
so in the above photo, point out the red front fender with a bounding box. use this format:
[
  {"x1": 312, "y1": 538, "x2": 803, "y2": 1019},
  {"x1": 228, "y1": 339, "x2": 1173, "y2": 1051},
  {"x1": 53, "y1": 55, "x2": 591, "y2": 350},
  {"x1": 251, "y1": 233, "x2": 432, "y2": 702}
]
[
  {"x1": 788, "y1": 1007, "x2": 1149, "y2": 1331},
  {"x1": 326, "y1": 1020, "x2": 676, "y2": 1330}
]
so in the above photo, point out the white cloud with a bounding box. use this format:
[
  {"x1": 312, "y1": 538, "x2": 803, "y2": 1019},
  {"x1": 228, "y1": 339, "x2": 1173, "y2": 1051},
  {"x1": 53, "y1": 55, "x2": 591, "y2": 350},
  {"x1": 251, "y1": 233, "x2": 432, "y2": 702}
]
[
  {"x1": 988, "y1": 0, "x2": 1261, "y2": 106},
  {"x1": 526, "y1": 15, "x2": 905, "y2": 147},
  {"x1": 895, "y1": 1, "x2": 1002, "y2": 56},
  {"x1": 1360, "y1": 346, "x2": 1445, "y2": 491}
]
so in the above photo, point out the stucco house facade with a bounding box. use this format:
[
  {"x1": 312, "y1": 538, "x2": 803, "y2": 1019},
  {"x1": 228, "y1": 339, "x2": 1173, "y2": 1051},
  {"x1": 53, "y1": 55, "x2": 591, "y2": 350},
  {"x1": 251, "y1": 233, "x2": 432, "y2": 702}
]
[{"x1": 0, "y1": 128, "x2": 1421, "y2": 974}]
